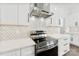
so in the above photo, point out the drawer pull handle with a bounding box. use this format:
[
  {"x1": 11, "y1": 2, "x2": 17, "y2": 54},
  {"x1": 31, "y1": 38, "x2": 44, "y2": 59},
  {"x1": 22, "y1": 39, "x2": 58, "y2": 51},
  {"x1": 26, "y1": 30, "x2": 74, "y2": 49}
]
[
  {"x1": 64, "y1": 43, "x2": 68, "y2": 46},
  {"x1": 64, "y1": 39, "x2": 67, "y2": 40},
  {"x1": 64, "y1": 50, "x2": 67, "y2": 52}
]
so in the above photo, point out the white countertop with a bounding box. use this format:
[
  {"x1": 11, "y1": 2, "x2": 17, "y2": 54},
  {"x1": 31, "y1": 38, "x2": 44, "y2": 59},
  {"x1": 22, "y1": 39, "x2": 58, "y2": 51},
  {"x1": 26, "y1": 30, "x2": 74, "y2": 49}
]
[
  {"x1": 48, "y1": 34, "x2": 70, "y2": 39},
  {"x1": 0, "y1": 38, "x2": 35, "y2": 53}
]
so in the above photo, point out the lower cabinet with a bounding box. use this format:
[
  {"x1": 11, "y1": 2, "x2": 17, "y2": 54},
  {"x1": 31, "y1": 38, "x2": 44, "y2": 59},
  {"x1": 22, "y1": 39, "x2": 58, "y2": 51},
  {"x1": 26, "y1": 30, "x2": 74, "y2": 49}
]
[
  {"x1": 71, "y1": 34, "x2": 79, "y2": 46},
  {"x1": 0, "y1": 45, "x2": 35, "y2": 56},
  {"x1": 58, "y1": 37, "x2": 70, "y2": 56},
  {"x1": 21, "y1": 46, "x2": 35, "y2": 56},
  {"x1": 0, "y1": 49, "x2": 20, "y2": 56}
]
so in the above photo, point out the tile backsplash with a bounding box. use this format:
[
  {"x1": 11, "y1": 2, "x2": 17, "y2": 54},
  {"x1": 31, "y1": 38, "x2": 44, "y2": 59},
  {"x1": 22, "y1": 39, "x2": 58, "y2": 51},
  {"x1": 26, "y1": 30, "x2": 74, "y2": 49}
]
[
  {"x1": 46, "y1": 26, "x2": 61, "y2": 34},
  {"x1": 0, "y1": 25, "x2": 67, "y2": 41},
  {"x1": 0, "y1": 25, "x2": 30, "y2": 41}
]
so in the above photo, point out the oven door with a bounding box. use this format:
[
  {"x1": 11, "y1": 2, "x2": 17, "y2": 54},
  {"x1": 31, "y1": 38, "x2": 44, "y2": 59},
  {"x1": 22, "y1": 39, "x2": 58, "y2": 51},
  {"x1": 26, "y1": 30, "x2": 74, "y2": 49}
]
[{"x1": 35, "y1": 38, "x2": 58, "y2": 56}]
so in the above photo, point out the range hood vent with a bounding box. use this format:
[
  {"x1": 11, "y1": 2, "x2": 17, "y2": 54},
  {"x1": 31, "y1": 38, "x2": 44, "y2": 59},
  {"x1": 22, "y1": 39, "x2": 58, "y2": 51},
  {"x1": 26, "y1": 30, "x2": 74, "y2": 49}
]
[{"x1": 30, "y1": 3, "x2": 54, "y2": 18}]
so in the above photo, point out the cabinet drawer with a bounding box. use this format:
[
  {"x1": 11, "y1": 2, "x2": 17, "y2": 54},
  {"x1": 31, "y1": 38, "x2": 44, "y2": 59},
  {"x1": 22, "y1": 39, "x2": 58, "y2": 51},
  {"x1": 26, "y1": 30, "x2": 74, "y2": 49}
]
[
  {"x1": 63, "y1": 46, "x2": 70, "y2": 55},
  {"x1": 59, "y1": 37, "x2": 70, "y2": 43},
  {"x1": 64, "y1": 44, "x2": 69, "y2": 51},
  {"x1": 58, "y1": 46, "x2": 69, "y2": 56},
  {"x1": 21, "y1": 46, "x2": 35, "y2": 56},
  {"x1": 63, "y1": 43, "x2": 69, "y2": 47},
  {"x1": 58, "y1": 37, "x2": 70, "y2": 56},
  {"x1": 58, "y1": 40, "x2": 69, "y2": 47},
  {"x1": 63, "y1": 49, "x2": 69, "y2": 55},
  {"x1": 60, "y1": 43, "x2": 69, "y2": 49},
  {"x1": 58, "y1": 42, "x2": 70, "y2": 56},
  {"x1": 62, "y1": 38, "x2": 69, "y2": 43}
]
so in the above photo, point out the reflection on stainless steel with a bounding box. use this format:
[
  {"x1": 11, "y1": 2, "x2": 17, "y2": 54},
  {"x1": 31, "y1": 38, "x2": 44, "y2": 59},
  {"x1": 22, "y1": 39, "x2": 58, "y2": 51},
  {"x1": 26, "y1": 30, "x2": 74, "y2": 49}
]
[
  {"x1": 30, "y1": 3, "x2": 54, "y2": 18},
  {"x1": 36, "y1": 37, "x2": 58, "y2": 53}
]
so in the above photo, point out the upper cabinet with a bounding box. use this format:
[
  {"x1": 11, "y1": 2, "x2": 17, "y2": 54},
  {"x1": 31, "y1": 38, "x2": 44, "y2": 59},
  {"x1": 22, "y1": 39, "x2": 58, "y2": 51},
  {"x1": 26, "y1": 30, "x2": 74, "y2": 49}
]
[
  {"x1": 18, "y1": 3, "x2": 29, "y2": 25},
  {"x1": 46, "y1": 4, "x2": 65, "y2": 27},
  {"x1": 1, "y1": 4, "x2": 18, "y2": 25},
  {"x1": 0, "y1": 3, "x2": 30, "y2": 25},
  {"x1": 0, "y1": 8, "x2": 1, "y2": 24}
]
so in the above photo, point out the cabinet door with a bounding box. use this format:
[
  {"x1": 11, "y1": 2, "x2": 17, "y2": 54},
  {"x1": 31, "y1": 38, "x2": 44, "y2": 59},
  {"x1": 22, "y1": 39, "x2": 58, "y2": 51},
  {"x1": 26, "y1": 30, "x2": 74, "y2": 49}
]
[
  {"x1": 58, "y1": 42, "x2": 70, "y2": 56},
  {"x1": 0, "y1": 49, "x2": 20, "y2": 56},
  {"x1": 18, "y1": 3, "x2": 29, "y2": 25},
  {"x1": 58, "y1": 39, "x2": 64, "y2": 56},
  {"x1": 1, "y1": 4, "x2": 17, "y2": 25},
  {"x1": 21, "y1": 46, "x2": 35, "y2": 56},
  {"x1": 0, "y1": 8, "x2": 1, "y2": 24},
  {"x1": 71, "y1": 34, "x2": 79, "y2": 46}
]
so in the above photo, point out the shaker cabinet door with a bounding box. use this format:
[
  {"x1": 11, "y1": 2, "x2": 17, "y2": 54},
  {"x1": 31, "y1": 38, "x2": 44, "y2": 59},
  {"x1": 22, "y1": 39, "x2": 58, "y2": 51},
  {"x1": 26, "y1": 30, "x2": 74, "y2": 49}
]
[
  {"x1": 18, "y1": 3, "x2": 29, "y2": 25},
  {"x1": 71, "y1": 34, "x2": 79, "y2": 46},
  {"x1": 1, "y1": 4, "x2": 18, "y2": 25},
  {"x1": 21, "y1": 46, "x2": 35, "y2": 56},
  {"x1": 0, "y1": 49, "x2": 20, "y2": 56}
]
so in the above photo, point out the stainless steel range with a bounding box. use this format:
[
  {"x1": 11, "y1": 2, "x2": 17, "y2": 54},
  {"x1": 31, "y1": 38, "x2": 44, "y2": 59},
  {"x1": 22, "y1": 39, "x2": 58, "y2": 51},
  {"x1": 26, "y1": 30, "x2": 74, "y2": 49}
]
[{"x1": 30, "y1": 30, "x2": 58, "y2": 56}]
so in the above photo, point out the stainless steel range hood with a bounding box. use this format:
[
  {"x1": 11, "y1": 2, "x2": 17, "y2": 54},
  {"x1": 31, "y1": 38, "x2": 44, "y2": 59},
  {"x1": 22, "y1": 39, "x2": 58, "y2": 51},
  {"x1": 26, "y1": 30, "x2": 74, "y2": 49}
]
[{"x1": 30, "y1": 3, "x2": 54, "y2": 18}]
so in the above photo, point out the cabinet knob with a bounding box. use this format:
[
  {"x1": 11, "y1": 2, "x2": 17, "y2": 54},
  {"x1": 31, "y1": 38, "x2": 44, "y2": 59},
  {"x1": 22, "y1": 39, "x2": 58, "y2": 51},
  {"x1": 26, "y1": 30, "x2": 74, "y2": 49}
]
[{"x1": 64, "y1": 39, "x2": 67, "y2": 40}]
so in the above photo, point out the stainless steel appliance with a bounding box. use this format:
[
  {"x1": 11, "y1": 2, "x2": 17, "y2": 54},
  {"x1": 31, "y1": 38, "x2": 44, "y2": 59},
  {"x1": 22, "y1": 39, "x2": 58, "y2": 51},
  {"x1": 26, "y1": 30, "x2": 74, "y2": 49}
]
[
  {"x1": 30, "y1": 30, "x2": 58, "y2": 56},
  {"x1": 30, "y1": 3, "x2": 54, "y2": 18}
]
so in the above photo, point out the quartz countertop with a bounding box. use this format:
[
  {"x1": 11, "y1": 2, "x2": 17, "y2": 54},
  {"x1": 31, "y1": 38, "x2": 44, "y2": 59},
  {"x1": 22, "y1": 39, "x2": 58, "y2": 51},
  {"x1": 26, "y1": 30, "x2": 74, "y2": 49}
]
[{"x1": 0, "y1": 38, "x2": 35, "y2": 53}]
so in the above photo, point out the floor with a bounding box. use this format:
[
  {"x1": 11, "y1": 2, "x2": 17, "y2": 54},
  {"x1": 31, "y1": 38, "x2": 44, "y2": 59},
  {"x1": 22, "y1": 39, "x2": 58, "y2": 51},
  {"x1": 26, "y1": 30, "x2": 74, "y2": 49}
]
[{"x1": 64, "y1": 45, "x2": 79, "y2": 56}]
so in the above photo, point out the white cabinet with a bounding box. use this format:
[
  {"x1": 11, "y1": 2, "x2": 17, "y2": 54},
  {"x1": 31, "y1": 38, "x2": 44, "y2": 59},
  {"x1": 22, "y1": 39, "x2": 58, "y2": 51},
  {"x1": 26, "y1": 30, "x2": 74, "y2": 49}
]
[
  {"x1": 1, "y1": 4, "x2": 17, "y2": 25},
  {"x1": 21, "y1": 46, "x2": 35, "y2": 56},
  {"x1": 0, "y1": 45, "x2": 35, "y2": 56},
  {"x1": 0, "y1": 8, "x2": 1, "y2": 24},
  {"x1": 0, "y1": 49, "x2": 20, "y2": 56},
  {"x1": 0, "y1": 3, "x2": 30, "y2": 25},
  {"x1": 58, "y1": 37, "x2": 70, "y2": 56},
  {"x1": 71, "y1": 34, "x2": 79, "y2": 46},
  {"x1": 18, "y1": 4, "x2": 29, "y2": 25}
]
